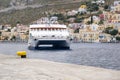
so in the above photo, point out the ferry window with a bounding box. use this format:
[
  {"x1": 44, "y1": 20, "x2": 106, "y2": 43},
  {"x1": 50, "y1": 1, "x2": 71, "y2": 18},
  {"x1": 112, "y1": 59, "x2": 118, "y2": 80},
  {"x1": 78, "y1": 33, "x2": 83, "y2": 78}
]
[
  {"x1": 39, "y1": 28, "x2": 41, "y2": 31},
  {"x1": 52, "y1": 28, "x2": 54, "y2": 31},
  {"x1": 50, "y1": 28, "x2": 52, "y2": 31},
  {"x1": 59, "y1": 28, "x2": 61, "y2": 31},
  {"x1": 47, "y1": 28, "x2": 49, "y2": 31},
  {"x1": 33, "y1": 28, "x2": 35, "y2": 31},
  {"x1": 48, "y1": 28, "x2": 50, "y2": 31},
  {"x1": 61, "y1": 29, "x2": 63, "y2": 31},
  {"x1": 37, "y1": 28, "x2": 39, "y2": 31},
  {"x1": 44, "y1": 28, "x2": 46, "y2": 31},
  {"x1": 36, "y1": 28, "x2": 38, "y2": 31},
  {"x1": 64, "y1": 29, "x2": 67, "y2": 31},
  {"x1": 54, "y1": 28, "x2": 56, "y2": 31},
  {"x1": 61, "y1": 29, "x2": 62, "y2": 31},
  {"x1": 35, "y1": 28, "x2": 37, "y2": 31}
]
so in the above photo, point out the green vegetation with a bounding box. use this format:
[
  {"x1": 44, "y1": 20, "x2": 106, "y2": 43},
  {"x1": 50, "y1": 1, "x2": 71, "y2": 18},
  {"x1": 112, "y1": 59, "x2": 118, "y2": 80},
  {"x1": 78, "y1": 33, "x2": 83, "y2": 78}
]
[
  {"x1": 116, "y1": 36, "x2": 120, "y2": 41},
  {"x1": 104, "y1": 4, "x2": 110, "y2": 10},
  {"x1": 74, "y1": 18, "x2": 84, "y2": 23},
  {"x1": 85, "y1": 1, "x2": 99, "y2": 12},
  {"x1": 104, "y1": 27, "x2": 118, "y2": 36},
  {"x1": 99, "y1": 19, "x2": 104, "y2": 24},
  {"x1": 109, "y1": 29, "x2": 118, "y2": 36},
  {"x1": 52, "y1": 13, "x2": 65, "y2": 21},
  {"x1": 0, "y1": 31, "x2": 1, "y2": 36},
  {"x1": 87, "y1": 21, "x2": 91, "y2": 25},
  {"x1": 104, "y1": 27, "x2": 113, "y2": 34}
]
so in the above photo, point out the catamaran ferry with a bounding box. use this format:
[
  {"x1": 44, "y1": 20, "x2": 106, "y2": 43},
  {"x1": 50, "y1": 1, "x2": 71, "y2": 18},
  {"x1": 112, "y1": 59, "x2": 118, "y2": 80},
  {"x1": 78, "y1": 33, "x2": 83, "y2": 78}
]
[{"x1": 28, "y1": 24, "x2": 70, "y2": 49}]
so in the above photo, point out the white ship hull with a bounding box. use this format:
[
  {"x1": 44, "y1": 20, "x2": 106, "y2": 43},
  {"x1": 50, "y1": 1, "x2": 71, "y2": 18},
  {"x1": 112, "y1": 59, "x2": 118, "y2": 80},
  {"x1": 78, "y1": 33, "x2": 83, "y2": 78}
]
[{"x1": 28, "y1": 39, "x2": 70, "y2": 49}]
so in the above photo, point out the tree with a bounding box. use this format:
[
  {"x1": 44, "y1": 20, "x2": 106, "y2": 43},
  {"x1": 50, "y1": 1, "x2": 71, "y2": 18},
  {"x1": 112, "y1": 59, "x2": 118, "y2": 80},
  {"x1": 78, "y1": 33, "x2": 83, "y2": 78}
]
[
  {"x1": 52, "y1": 13, "x2": 65, "y2": 20},
  {"x1": 104, "y1": 5, "x2": 109, "y2": 10},
  {"x1": 104, "y1": 27, "x2": 118, "y2": 41},
  {"x1": 7, "y1": 29, "x2": 11, "y2": 32},
  {"x1": 16, "y1": 21, "x2": 20, "y2": 24},
  {"x1": 116, "y1": 36, "x2": 120, "y2": 41},
  {"x1": 67, "y1": 15, "x2": 76, "y2": 19},
  {"x1": 87, "y1": 3, "x2": 99, "y2": 12},
  {"x1": 74, "y1": 18, "x2": 83, "y2": 23},
  {"x1": 99, "y1": 19, "x2": 104, "y2": 24},
  {"x1": 90, "y1": 15, "x2": 93, "y2": 24},
  {"x1": 87, "y1": 21, "x2": 91, "y2": 25},
  {"x1": 104, "y1": 27, "x2": 113, "y2": 34},
  {"x1": 74, "y1": 28, "x2": 79, "y2": 33},
  {"x1": 109, "y1": 29, "x2": 118, "y2": 36},
  {"x1": 93, "y1": 4, "x2": 99, "y2": 11},
  {"x1": 0, "y1": 31, "x2": 1, "y2": 36}
]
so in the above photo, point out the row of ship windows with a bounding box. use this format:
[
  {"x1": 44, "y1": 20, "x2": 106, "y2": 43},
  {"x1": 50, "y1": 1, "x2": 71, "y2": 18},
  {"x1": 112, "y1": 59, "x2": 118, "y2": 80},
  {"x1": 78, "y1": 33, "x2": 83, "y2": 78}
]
[{"x1": 30, "y1": 28, "x2": 67, "y2": 31}]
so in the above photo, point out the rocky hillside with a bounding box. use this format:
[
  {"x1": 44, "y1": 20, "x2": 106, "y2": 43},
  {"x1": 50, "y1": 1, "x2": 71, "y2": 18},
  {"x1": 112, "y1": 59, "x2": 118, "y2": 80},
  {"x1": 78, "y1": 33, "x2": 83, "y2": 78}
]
[
  {"x1": 0, "y1": 0, "x2": 88, "y2": 26},
  {"x1": 0, "y1": 0, "x2": 114, "y2": 26}
]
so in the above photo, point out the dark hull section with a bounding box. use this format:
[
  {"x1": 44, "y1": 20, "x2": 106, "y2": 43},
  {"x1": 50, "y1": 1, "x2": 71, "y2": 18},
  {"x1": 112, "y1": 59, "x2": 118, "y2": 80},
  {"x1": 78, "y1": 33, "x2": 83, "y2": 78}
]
[{"x1": 28, "y1": 40, "x2": 70, "y2": 50}]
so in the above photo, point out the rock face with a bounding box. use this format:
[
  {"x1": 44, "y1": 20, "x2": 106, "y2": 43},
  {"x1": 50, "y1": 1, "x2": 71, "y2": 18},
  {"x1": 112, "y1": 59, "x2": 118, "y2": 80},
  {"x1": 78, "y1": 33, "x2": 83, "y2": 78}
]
[
  {"x1": 0, "y1": 0, "x2": 34, "y2": 10},
  {"x1": 10, "y1": 0, "x2": 34, "y2": 6},
  {"x1": 0, "y1": 54, "x2": 120, "y2": 80}
]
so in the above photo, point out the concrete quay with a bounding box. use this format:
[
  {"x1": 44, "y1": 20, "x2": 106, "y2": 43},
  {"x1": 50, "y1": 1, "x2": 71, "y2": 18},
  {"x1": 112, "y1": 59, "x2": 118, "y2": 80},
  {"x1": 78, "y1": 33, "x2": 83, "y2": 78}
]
[{"x1": 0, "y1": 54, "x2": 120, "y2": 80}]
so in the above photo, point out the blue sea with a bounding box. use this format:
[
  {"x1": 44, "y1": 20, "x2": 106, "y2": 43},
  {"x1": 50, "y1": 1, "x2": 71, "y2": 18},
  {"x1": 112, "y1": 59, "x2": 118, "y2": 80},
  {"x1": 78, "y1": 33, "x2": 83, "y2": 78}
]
[{"x1": 0, "y1": 42, "x2": 120, "y2": 70}]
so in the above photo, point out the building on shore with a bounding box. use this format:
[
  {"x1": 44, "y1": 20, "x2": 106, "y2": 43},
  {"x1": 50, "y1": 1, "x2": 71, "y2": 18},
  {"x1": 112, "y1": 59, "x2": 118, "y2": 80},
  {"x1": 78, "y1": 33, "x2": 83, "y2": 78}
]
[
  {"x1": 79, "y1": 24, "x2": 99, "y2": 42},
  {"x1": 68, "y1": 23, "x2": 112, "y2": 43},
  {"x1": 103, "y1": 11, "x2": 120, "y2": 23}
]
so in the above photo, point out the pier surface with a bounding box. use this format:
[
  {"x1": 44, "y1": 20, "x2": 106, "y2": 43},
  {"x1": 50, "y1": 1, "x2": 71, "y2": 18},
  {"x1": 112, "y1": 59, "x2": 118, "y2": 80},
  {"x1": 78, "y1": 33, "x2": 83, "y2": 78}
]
[{"x1": 0, "y1": 54, "x2": 120, "y2": 80}]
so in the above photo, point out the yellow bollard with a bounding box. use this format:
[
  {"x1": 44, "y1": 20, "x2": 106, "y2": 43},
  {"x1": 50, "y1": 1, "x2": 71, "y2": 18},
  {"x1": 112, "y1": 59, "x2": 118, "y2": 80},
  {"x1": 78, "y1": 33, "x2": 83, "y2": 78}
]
[{"x1": 17, "y1": 51, "x2": 27, "y2": 58}]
